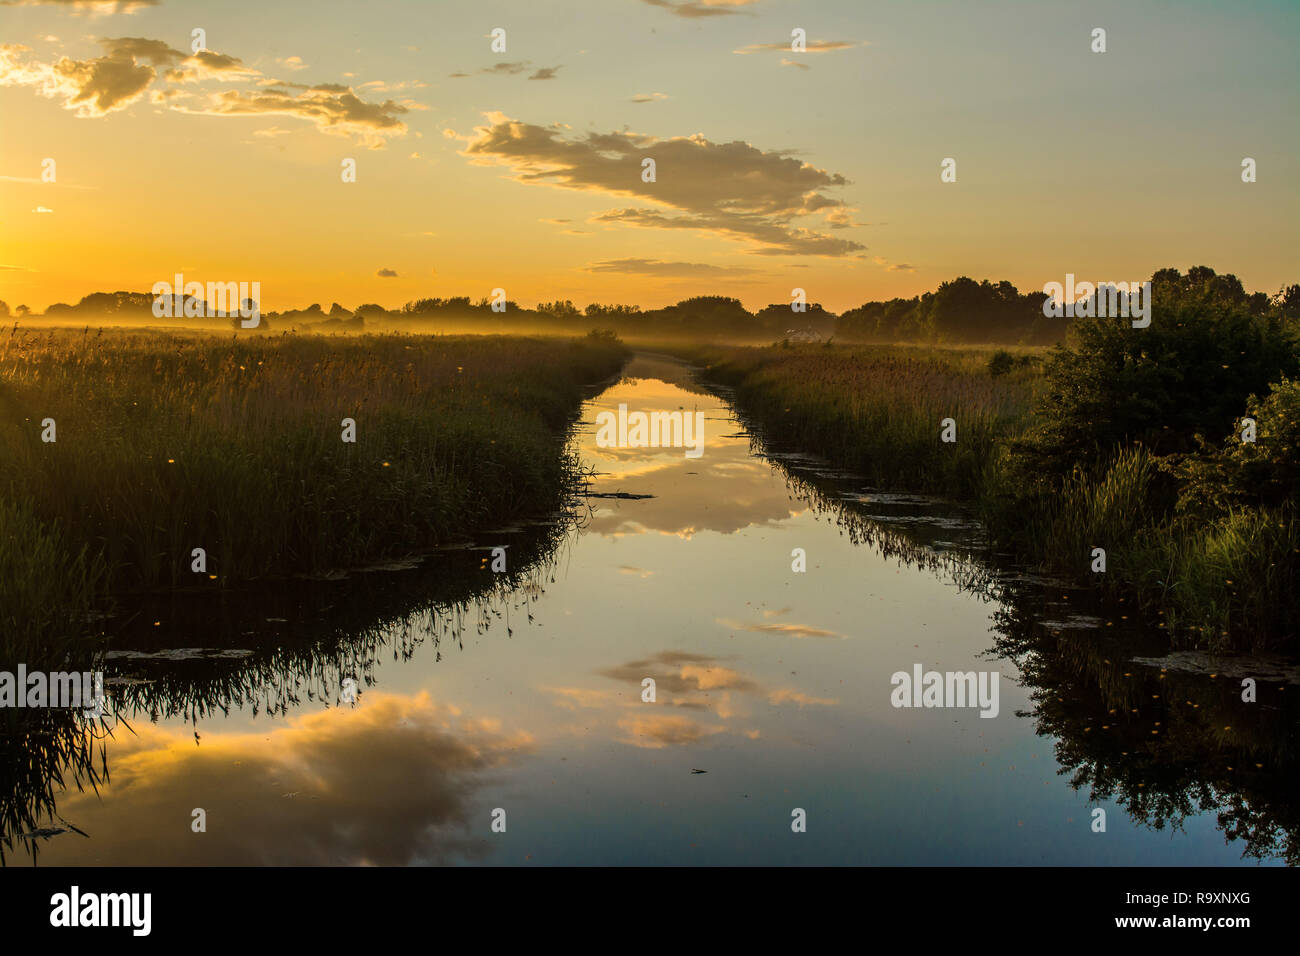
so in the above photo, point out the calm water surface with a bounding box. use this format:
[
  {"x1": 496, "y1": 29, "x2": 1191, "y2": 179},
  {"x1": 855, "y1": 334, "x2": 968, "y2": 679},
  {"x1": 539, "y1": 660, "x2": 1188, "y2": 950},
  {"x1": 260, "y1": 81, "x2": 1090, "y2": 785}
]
[{"x1": 14, "y1": 354, "x2": 1296, "y2": 865}]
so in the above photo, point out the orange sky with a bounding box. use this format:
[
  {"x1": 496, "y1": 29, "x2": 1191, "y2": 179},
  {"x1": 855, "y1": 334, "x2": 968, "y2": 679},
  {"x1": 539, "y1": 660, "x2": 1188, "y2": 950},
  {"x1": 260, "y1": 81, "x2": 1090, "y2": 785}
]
[{"x1": 3, "y1": 0, "x2": 1297, "y2": 314}]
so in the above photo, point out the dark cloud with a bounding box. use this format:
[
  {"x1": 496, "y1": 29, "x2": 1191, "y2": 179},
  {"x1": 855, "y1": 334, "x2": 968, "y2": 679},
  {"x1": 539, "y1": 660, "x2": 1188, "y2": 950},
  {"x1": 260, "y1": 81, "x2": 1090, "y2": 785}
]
[{"x1": 460, "y1": 115, "x2": 864, "y2": 257}]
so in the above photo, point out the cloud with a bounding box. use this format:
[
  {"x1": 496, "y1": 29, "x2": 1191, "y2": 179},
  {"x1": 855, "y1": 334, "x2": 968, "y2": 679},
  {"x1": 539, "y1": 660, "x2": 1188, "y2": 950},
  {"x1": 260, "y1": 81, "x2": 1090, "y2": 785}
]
[
  {"x1": 277, "y1": 55, "x2": 307, "y2": 71},
  {"x1": 43, "y1": 691, "x2": 534, "y2": 865},
  {"x1": 717, "y1": 617, "x2": 843, "y2": 638},
  {"x1": 98, "y1": 37, "x2": 181, "y2": 64},
  {"x1": 376, "y1": 268, "x2": 399, "y2": 277},
  {"x1": 544, "y1": 686, "x2": 619, "y2": 711},
  {"x1": 0, "y1": 40, "x2": 157, "y2": 115},
  {"x1": 641, "y1": 0, "x2": 759, "y2": 18},
  {"x1": 0, "y1": 38, "x2": 411, "y2": 145},
  {"x1": 0, "y1": 37, "x2": 235, "y2": 116},
  {"x1": 164, "y1": 49, "x2": 261, "y2": 83},
  {"x1": 356, "y1": 78, "x2": 427, "y2": 93},
  {"x1": 452, "y1": 61, "x2": 559, "y2": 80},
  {"x1": 0, "y1": 0, "x2": 158, "y2": 12},
  {"x1": 457, "y1": 114, "x2": 864, "y2": 257},
  {"x1": 586, "y1": 258, "x2": 759, "y2": 277},
  {"x1": 780, "y1": 57, "x2": 810, "y2": 70},
  {"x1": 32, "y1": 205, "x2": 54, "y2": 212},
  {"x1": 734, "y1": 40, "x2": 862, "y2": 54},
  {"x1": 580, "y1": 649, "x2": 840, "y2": 742},
  {"x1": 593, "y1": 208, "x2": 864, "y2": 257},
  {"x1": 767, "y1": 688, "x2": 837, "y2": 708},
  {"x1": 600, "y1": 651, "x2": 762, "y2": 698},
  {"x1": 631, "y1": 92, "x2": 667, "y2": 103},
  {"x1": 175, "y1": 85, "x2": 410, "y2": 146},
  {"x1": 617, "y1": 713, "x2": 724, "y2": 748}
]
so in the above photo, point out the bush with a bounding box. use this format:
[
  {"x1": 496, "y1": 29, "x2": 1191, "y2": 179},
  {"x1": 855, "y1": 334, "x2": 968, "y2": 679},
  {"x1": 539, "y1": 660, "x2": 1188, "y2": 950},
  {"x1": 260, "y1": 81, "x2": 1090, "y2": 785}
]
[
  {"x1": 987, "y1": 350, "x2": 1016, "y2": 377},
  {"x1": 1171, "y1": 376, "x2": 1300, "y2": 519},
  {"x1": 1010, "y1": 302, "x2": 1298, "y2": 483}
]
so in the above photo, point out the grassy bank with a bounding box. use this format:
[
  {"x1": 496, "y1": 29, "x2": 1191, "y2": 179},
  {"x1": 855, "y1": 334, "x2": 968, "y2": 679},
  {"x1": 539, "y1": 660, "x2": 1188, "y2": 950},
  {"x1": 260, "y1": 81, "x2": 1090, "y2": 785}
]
[
  {"x1": 0, "y1": 328, "x2": 626, "y2": 659},
  {"x1": 688, "y1": 343, "x2": 1038, "y2": 497},
  {"x1": 686, "y1": 326, "x2": 1298, "y2": 655}
]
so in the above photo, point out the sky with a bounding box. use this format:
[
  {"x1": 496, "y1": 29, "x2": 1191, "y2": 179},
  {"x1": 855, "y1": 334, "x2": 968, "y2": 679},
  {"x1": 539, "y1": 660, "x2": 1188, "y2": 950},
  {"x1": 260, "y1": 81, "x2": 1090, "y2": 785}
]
[{"x1": 2, "y1": 0, "x2": 1297, "y2": 314}]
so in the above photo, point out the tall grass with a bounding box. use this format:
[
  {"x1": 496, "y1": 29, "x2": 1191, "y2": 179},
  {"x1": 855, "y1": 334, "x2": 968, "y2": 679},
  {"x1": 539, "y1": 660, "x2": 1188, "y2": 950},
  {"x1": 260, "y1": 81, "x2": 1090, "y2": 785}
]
[
  {"x1": 0, "y1": 498, "x2": 104, "y2": 666},
  {"x1": 0, "y1": 328, "x2": 626, "y2": 648},
  {"x1": 1146, "y1": 506, "x2": 1298, "y2": 652},
  {"x1": 690, "y1": 342, "x2": 1035, "y2": 497},
  {"x1": 689, "y1": 342, "x2": 1296, "y2": 653}
]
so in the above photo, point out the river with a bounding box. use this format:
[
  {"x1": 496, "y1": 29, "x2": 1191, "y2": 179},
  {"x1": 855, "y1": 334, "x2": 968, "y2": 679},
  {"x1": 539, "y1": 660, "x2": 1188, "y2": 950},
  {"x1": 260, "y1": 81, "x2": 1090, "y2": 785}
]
[{"x1": 8, "y1": 353, "x2": 1295, "y2": 865}]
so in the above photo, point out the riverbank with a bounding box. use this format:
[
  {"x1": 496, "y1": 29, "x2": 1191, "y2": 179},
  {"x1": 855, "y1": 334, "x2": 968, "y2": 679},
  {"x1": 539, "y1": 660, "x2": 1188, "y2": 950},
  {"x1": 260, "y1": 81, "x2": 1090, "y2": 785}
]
[
  {"x1": 682, "y1": 339, "x2": 1298, "y2": 655},
  {"x1": 0, "y1": 328, "x2": 627, "y2": 663}
]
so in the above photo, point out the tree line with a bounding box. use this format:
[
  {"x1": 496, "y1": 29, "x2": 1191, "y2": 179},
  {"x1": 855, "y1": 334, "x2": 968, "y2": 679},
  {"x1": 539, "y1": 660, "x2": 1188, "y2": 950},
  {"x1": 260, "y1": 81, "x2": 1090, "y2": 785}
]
[{"x1": 7, "y1": 266, "x2": 1296, "y2": 344}]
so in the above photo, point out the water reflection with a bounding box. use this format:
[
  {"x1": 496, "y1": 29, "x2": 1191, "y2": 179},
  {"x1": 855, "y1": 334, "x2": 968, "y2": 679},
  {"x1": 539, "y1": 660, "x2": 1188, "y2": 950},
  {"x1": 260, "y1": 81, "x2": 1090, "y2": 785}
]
[
  {"x1": 44, "y1": 691, "x2": 531, "y2": 865},
  {"x1": 2, "y1": 505, "x2": 576, "y2": 864},
  {"x1": 4, "y1": 354, "x2": 1295, "y2": 865},
  {"x1": 990, "y1": 594, "x2": 1300, "y2": 865}
]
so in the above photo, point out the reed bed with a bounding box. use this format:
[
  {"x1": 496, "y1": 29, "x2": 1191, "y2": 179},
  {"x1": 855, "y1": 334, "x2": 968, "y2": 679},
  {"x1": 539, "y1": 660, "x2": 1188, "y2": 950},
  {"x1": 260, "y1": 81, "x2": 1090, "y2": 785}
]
[
  {"x1": 689, "y1": 342, "x2": 1296, "y2": 653},
  {"x1": 0, "y1": 328, "x2": 626, "y2": 657},
  {"x1": 692, "y1": 343, "x2": 1036, "y2": 497}
]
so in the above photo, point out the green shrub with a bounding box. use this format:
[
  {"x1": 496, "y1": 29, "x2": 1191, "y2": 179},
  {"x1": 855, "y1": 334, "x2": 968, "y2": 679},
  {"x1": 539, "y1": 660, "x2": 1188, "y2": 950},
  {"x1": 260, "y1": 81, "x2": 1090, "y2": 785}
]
[
  {"x1": 1011, "y1": 302, "x2": 1298, "y2": 482},
  {"x1": 1172, "y1": 376, "x2": 1300, "y2": 519}
]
